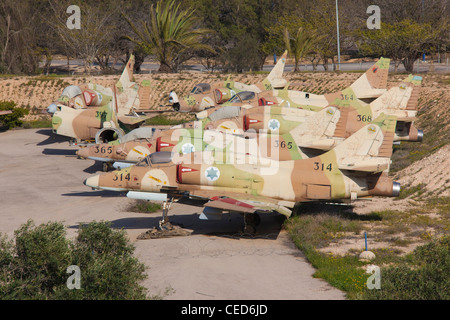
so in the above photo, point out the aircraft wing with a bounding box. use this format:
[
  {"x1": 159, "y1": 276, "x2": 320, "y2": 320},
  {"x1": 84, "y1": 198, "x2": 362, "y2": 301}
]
[
  {"x1": 201, "y1": 195, "x2": 294, "y2": 218},
  {"x1": 126, "y1": 187, "x2": 295, "y2": 218}
]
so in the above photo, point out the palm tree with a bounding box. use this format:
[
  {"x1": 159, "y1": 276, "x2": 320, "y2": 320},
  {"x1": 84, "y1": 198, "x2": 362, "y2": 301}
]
[
  {"x1": 123, "y1": 0, "x2": 213, "y2": 73},
  {"x1": 283, "y1": 26, "x2": 318, "y2": 72}
]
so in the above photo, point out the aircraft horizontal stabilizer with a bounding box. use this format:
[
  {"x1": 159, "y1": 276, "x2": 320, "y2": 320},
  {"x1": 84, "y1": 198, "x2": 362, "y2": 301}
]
[{"x1": 338, "y1": 158, "x2": 390, "y2": 172}]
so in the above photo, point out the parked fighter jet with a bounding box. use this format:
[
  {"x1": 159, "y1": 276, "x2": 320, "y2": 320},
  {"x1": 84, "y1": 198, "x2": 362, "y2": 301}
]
[
  {"x1": 84, "y1": 117, "x2": 400, "y2": 233},
  {"x1": 78, "y1": 73, "x2": 423, "y2": 170},
  {"x1": 173, "y1": 57, "x2": 391, "y2": 117},
  {"x1": 168, "y1": 51, "x2": 289, "y2": 113},
  {"x1": 182, "y1": 74, "x2": 423, "y2": 142},
  {"x1": 47, "y1": 55, "x2": 165, "y2": 144}
]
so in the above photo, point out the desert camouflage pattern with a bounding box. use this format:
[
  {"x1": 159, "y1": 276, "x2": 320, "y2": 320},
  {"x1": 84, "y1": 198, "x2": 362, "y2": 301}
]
[
  {"x1": 194, "y1": 57, "x2": 391, "y2": 119},
  {"x1": 169, "y1": 51, "x2": 288, "y2": 113},
  {"x1": 182, "y1": 74, "x2": 423, "y2": 141},
  {"x1": 78, "y1": 73, "x2": 422, "y2": 167},
  {"x1": 84, "y1": 116, "x2": 400, "y2": 226},
  {"x1": 48, "y1": 55, "x2": 150, "y2": 144}
]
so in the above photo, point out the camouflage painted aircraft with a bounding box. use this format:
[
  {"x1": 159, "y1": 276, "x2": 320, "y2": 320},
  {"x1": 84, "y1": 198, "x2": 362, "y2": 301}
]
[
  {"x1": 168, "y1": 51, "x2": 289, "y2": 113},
  {"x1": 186, "y1": 57, "x2": 391, "y2": 119},
  {"x1": 47, "y1": 55, "x2": 166, "y2": 144},
  {"x1": 77, "y1": 74, "x2": 422, "y2": 169},
  {"x1": 83, "y1": 116, "x2": 400, "y2": 233},
  {"x1": 179, "y1": 74, "x2": 422, "y2": 141}
]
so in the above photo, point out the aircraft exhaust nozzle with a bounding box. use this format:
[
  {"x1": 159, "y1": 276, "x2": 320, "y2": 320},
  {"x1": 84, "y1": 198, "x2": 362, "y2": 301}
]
[
  {"x1": 392, "y1": 182, "x2": 401, "y2": 197},
  {"x1": 417, "y1": 130, "x2": 424, "y2": 142},
  {"x1": 407, "y1": 123, "x2": 424, "y2": 142},
  {"x1": 369, "y1": 175, "x2": 401, "y2": 197}
]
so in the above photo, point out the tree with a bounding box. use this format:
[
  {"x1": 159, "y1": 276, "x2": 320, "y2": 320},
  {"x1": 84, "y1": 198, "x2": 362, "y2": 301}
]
[
  {"x1": 48, "y1": 0, "x2": 120, "y2": 74},
  {"x1": 357, "y1": 19, "x2": 438, "y2": 72},
  {"x1": 284, "y1": 26, "x2": 319, "y2": 72},
  {"x1": 123, "y1": 0, "x2": 213, "y2": 73},
  {"x1": 0, "y1": 0, "x2": 45, "y2": 74}
]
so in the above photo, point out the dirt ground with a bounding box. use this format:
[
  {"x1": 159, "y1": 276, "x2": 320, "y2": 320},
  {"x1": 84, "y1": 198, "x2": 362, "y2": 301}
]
[{"x1": 0, "y1": 128, "x2": 345, "y2": 300}]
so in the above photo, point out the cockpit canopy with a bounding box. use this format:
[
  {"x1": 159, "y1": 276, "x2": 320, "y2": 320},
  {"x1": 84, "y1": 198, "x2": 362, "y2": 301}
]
[
  {"x1": 191, "y1": 83, "x2": 211, "y2": 94},
  {"x1": 137, "y1": 152, "x2": 174, "y2": 167},
  {"x1": 61, "y1": 85, "x2": 82, "y2": 99},
  {"x1": 228, "y1": 91, "x2": 256, "y2": 104}
]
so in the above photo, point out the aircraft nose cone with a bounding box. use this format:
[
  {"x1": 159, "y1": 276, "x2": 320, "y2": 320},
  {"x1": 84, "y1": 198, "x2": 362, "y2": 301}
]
[
  {"x1": 169, "y1": 91, "x2": 180, "y2": 111},
  {"x1": 47, "y1": 103, "x2": 57, "y2": 114},
  {"x1": 84, "y1": 175, "x2": 100, "y2": 189},
  {"x1": 168, "y1": 91, "x2": 179, "y2": 103}
]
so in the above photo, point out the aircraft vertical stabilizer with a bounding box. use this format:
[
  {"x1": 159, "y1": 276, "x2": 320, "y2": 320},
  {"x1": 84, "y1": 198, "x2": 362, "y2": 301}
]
[
  {"x1": 332, "y1": 115, "x2": 397, "y2": 172},
  {"x1": 263, "y1": 50, "x2": 288, "y2": 90},
  {"x1": 348, "y1": 57, "x2": 390, "y2": 99},
  {"x1": 116, "y1": 54, "x2": 135, "y2": 94}
]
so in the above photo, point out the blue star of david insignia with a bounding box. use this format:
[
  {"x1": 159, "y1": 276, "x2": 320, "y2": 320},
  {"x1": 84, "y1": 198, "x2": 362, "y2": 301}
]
[
  {"x1": 268, "y1": 119, "x2": 280, "y2": 130},
  {"x1": 205, "y1": 167, "x2": 219, "y2": 181},
  {"x1": 182, "y1": 143, "x2": 195, "y2": 154}
]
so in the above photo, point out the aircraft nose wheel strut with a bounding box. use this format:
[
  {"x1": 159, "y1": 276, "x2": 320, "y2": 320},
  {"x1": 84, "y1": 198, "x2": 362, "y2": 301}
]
[{"x1": 159, "y1": 198, "x2": 174, "y2": 230}]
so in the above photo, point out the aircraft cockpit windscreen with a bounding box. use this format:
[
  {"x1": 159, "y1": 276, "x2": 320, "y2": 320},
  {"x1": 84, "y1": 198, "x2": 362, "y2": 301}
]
[
  {"x1": 61, "y1": 85, "x2": 82, "y2": 99},
  {"x1": 149, "y1": 152, "x2": 174, "y2": 164},
  {"x1": 228, "y1": 91, "x2": 255, "y2": 103},
  {"x1": 191, "y1": 83, "x2": 211, "y2": 94}
]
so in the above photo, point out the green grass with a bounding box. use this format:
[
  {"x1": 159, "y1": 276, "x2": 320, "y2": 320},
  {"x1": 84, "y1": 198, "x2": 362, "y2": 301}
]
[
  {"x1": 285, "y1": 213, "x2": 368, "y2": 299},
  {"x1": 285, "y1": 199, "x2": 450, "y2": 299}
]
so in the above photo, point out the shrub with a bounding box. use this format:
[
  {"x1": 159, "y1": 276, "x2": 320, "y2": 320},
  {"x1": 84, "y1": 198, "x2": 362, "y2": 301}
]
[
  {"x1": 0, "y1": 101, "x2": 29, "y2": 130},
  {"x1": 0, "y1": 220, "x2": 149, "y2": 300}
]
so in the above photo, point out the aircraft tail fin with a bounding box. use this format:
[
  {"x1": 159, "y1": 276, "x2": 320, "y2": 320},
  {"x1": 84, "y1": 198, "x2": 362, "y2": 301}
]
[
  {"x1": 262, "y1": 50, "x2": 288, "y2": 90},
  {"x1": 290, "y1": 106, "x2": 341, "y2": 150},
  {"x1": 116, "y1": 54, "x2": 135, "y2": 94},
  {"x1": 332, "y1": 114, "x2": 397, "y2": 172},
  {"x1": 349, "y1": 57, "x2": 390, "y2": 99},
  {"x1": 369, "y1": 74, "x2": 422, "y2": 120}
]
